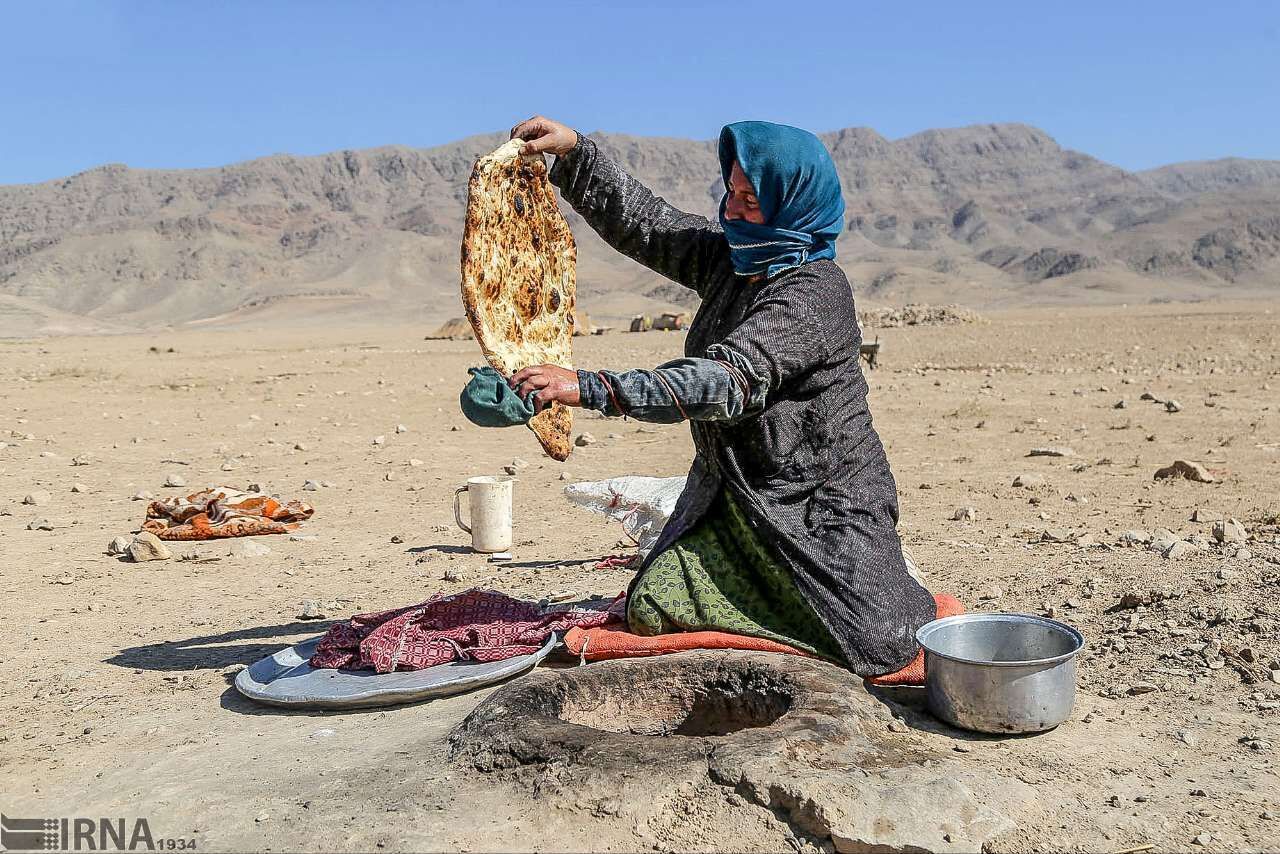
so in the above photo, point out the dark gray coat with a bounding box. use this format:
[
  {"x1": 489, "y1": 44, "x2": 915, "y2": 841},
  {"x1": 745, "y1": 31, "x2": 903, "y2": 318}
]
[{"x1": 550, "y1": 135, "x2": 936, "y2": 675}]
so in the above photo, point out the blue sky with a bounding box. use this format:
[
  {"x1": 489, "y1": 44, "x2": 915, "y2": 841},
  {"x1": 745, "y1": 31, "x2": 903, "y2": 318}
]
[{"x1": 1, "y1": 0, "x2": 1277, "y2": 184}]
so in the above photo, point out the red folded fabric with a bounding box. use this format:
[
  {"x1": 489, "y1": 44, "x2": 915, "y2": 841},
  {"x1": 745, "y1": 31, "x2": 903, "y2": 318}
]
[
  {"x1": 563, "y1": 623, "x2": 811, "y2": 661},
  {"x1": 562, "y1": 592, "x2": 965, "y2": 688},
  {"x1": 866, "y1": 593, "x2": 965, "y2": 687}
]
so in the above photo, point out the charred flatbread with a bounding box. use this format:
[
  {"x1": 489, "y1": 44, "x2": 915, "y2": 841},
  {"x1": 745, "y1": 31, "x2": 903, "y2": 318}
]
[{"x1": 461, "y1": 139, "x2": 576, "y2": 461}]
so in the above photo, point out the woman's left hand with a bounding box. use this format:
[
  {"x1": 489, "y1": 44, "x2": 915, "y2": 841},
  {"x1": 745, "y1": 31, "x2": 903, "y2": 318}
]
[{"x1": 509, "y1": 365, "x2": 581, "y2": 412}]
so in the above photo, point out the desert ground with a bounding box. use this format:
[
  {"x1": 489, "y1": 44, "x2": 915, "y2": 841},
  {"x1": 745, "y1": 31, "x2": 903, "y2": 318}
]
[{"x1": 2, "y1": 301, "x2": 1279, "y2": 852}]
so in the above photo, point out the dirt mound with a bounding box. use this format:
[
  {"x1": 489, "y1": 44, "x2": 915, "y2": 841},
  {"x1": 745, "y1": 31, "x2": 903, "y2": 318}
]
[
  {"x1": 858, "y1": 303, "x2": 986, "y2": 328},
  {"x1": 426, "y1": 317, "x2": 475, "y2": 340}
]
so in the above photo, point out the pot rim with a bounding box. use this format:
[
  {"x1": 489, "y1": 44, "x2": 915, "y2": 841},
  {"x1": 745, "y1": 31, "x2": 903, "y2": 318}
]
[{"x1": 916, "y1": 612, "x2": 1086, "y2": 668}]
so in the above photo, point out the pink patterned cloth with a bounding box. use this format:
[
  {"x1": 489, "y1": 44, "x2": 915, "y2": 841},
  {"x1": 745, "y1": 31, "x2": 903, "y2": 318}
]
[{"x1": 309, "y1": 588, "x2": 626, "y2": 673}]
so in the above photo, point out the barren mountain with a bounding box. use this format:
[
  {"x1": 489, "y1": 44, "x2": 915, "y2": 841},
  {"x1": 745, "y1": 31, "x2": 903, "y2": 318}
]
[{"x1": 1, "y1": 124, "x2": 1277, "y2": 335}]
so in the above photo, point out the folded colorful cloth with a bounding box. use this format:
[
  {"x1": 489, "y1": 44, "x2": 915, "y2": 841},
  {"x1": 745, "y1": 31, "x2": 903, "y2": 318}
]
[
  {"x1": 311, "y1": 589, "x2": 626, "y2": 673},
  {"x1": 866, "y1": 594, "x2": 965, "y2": 687},
  {"x1": 459, "y1": 366, "x2": 536, "y2": 428},
  {"x1": 563, "y1": 623, "x2": 811, "y2": 662},
  {"x1": 142, "y1": 487, "x2": 313, "y2": 540}
]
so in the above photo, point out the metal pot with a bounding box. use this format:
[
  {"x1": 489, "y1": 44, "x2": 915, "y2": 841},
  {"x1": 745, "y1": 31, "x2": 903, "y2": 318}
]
[{"x1": 916, "y1": 612, "x2": 1085, "y2": 734}]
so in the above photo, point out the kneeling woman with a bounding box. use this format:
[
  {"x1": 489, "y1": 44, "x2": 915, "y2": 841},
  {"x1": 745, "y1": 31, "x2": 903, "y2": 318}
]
[{"x1": 509, "y1": 115, "x2": 947, "y2": 678}]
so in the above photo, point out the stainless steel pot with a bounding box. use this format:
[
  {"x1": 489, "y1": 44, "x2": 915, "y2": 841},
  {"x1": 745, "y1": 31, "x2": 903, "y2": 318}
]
[{"x1": 915, "y1": 612, "x2": 1085, "y2": 734}]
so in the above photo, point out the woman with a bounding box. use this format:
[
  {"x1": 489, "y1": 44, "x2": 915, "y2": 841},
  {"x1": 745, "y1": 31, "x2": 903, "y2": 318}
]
[{"x1": 507, "y1": 115, "x2": 942, "y2": 678}]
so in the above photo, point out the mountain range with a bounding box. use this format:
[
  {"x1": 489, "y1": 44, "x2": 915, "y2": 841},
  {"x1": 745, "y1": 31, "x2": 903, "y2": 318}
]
[{"x1": 2, "y1": 123, "x2": 1278, "y2": 336}]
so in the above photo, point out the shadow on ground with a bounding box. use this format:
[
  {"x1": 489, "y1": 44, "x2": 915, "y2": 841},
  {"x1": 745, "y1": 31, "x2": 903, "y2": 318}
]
[{"x1": 107, "y1": 620, "x2": 333, "y2": 672}]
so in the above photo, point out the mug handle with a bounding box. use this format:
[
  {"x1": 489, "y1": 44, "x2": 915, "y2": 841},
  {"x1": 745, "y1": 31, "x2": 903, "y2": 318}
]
[{"x1": 453, "y1": 485, "x2": 471, "y2": 534}]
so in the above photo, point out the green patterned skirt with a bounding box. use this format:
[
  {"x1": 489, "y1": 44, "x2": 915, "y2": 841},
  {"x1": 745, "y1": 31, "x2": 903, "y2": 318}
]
[{"x1": 626, "y1": 489, "x2": 846, "y2": 662}]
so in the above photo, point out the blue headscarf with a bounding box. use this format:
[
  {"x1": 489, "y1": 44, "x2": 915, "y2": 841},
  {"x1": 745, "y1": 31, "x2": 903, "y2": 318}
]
[{"x1": 717, "y1": 121, "x2": 845, "y2": 279}]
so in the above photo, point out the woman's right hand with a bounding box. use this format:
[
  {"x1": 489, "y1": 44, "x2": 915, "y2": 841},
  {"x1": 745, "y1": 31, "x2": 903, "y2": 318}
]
[{"x1": 510, "y1": 116, "x2": 578, "y2": 157}]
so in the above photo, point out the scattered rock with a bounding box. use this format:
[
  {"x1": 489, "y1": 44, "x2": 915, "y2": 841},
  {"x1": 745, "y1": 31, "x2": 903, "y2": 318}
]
[
  {"x1": 1235, "y1": 548, "x2": 1253, "y2": 561},
  {"x1": 131, "y1": 491, "x2": 155, "y2": 501},
  {"x1": 302, "y1": 480, "x2": 320, "y2": 491},
  {"x1": 298, "y1": 601, "x2": 326, "y2": 620},
  {"x1": 559, "y1": 471, "x2": 570, "y2": 481},
  {"x1": 1193, "y1": 832, "x2": 1212, "y2": 846},
  {"x1": 1041, "y1": 527, "x2": 1075, "y2": 543},
  {"x1": 952, "y1": 506, "x2": 977, "y2": 522},
  {"x1": 443, "y1": 569, "x2": 462, "y2": 583},
  {"x1": 1165, "y1": 400, "x2": 1183, "y2": 413},
  {"x1": 22, "y1": 490, "x2": 51, "y2": 506},
  {"x1": 1113, "y1": 399, "x2": 1127, "y2": 409},
  {"x1": 230, "y1": 539, "x2": 271, "y2": 558},
  {"x1": 395, "y1": 424, "x2": 409, "y2": 434},
  {"x1": 1154, "y1": 460, "x2": 1214, "y2": 483},
  {"x1": 607, "y1": 432, "x2": 623, "y2": 440},
  {"x1": 1119, "y1": 529, "x2": 1151, "y2": 546},
  {"x1": 70, "y1": 483, "x2": 87, "y2": 493},
  {"x1": 372, "y1": 435, "x2": 386, "y2": 446},
  {"x1": 1163, "y1": 540, "x2": 1195, "y2": 560},
  {"x1": 107, "y1": 535, "x2": 133, "y2": 555},
  {"x1": 163, "y1": 473, "x2": 186, "y2": 488},
  {"x1": 1176, "y1": 729, "x2": 1199, "y2": 747},
  {"x1": 978, "y1": 585, "x2": 1003, "y2": 601},
  {"x1": 27, "y1": 518, "x2": 55, "y2": 531},
  {"x1": 128, "y1": 532, "x2": 172, "y2": 562},
  {"x1": 1128, "y1": 682, "x2": 1159, "y2": 696},
  {"x1": 1190, "y1": 508, "x2": 1223, "y2": 522},
  {"x1": 1013, "y1": 473, "x2": 1046, "y2": 488},
  {"x1": 71, "y1": 455, "x2": 92, "y2": 466},
  {"x1": 1028, "y1": 447, "x2": 1075, "y2": 457},
  {"x1": 575, "y1": 432, "x2": 597, "y2": 447},
  {"x1": 408, "y1": 458, "x2": 424, "y2": 467},
  {"x1": 390, "y1": 535, "x2": 404, "y2": 544},
  {"x1": 1212, "y1": 518, "x2": 1247, "y2": 544}
]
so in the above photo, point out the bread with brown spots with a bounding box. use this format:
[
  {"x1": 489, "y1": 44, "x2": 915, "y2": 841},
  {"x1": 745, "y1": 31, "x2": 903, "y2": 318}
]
[{"x1": 461, "y1": 139, "x2": 577, "y2": 461}]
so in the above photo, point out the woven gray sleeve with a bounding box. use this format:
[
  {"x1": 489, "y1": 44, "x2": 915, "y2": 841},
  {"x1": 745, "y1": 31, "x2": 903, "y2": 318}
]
[
  {"x1": 549, "y1": 135, "x2": 730, "y2": 294},
  {"x1": 576, "y1": 358, "x2": 749, "y2": 423}
]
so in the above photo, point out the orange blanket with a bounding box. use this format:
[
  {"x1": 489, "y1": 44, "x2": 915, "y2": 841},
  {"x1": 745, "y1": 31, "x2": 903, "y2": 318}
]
[
  {"x1": 562, "y1": 593, "x2": 964, "y2": 687},
  {"x1": 142, "y1": 487, "x2": 314, "y2": 540}
]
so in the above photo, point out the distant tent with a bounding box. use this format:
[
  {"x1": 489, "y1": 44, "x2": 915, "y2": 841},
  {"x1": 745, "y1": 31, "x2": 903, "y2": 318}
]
[
  {"x1": 573, "y1": 308, "x2": 594, "y2": 337},
  {"x1": 629, "y1": 315, "x2": 653, "y2": 333},
  {"x1": 652, "y1": 311, "x2": 690, "y2": 331},
  {"x1": 426, "y1": 317, "x2": 475, "y2": 340}
]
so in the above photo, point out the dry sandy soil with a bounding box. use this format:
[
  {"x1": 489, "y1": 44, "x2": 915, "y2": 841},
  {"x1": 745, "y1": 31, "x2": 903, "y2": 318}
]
[{"x1": 2, "y1": 301, "x2": 1279, "y2": 852}]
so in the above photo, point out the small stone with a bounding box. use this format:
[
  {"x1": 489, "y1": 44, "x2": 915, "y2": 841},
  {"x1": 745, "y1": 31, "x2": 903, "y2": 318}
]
[
  {"x1": 1193, "y1": 832, "x2": 1211, "y2": 846},
  {"x1": 1028, "y1": 447, "x2": 1074, "y2": 457},
  {"x1": 246, "y1": 482, "x2": 262, "y2": 493},
  {"x1": 230, "y1": 539, "x2": 271, "y2": 558},
  {"x1": 575, "y1": 432, "x2": 597, "y2": 447},
  {"x1": 1177, "y1": 729, "x2": 1199, "y2": 747},
  {"x1": 1153, "y1": 460, "x2": 1214, "y2": 483},
  {"x1": 886, "y1": 719, "x2": 909, "y2": 733},
  {"x1": 71, "y1": 455, "x2": 92, "y2": 466},
  {"x1": 607, "y1": 433, "x2": 623, "y2": 440},
  {"x1": 1190, "y1": 508, "x2": 1223, "y2": 523},
  {"x1": 559, "y1": 471, "x2": 570, "y2": 481},
  {"x1": 1216, "y1": 568, "x2": 1236, "y2": 580},
  {"x1": 22, "y1": 490, "x2": 52, "y2": 506},
  {"x1": 390, "y1": 535, "x2": 404, "y2": 544},
  {"x1": 1212, "y1": 518, "x2": 1247, "y2": 544},
  {"x1": 1013, "y1": 473, "x2": 1046, "y2": 488},
  {"x1": 107, "y1": 535, "x2": 133, "y2": 555},
  {"x1": 220, "y1": 460, "x2": 236, "y2": 471},
  {"x1": 1236, "y1": 548, "x2": 1253, "y2": 560},
  {"x1": 372, "y1": 435, "x2": 385, "y2": 446},
  {"x1": 163, "y1": 473, "x2": 186, "y2": 488},
  {"x1": 408, "y1": 459, "x2": 424, "y2": 467},
  {"x1": 1041, "y1": 527, "x2": 1075, "y2": 543},
  {"x1": 1119, "y1": 529, "x2": 1152, "y2": 546},
  {"x1": 298, "y1": 601, "x2": 326, "y2": 620},
  {"x1": 1163, "y1": 540, "x2": 1195, "y2": 560},
  {"x1": 1113, "y1": 399, "x2": 1127, "y2": 409},
  {"x1": 1165, "y1": 400, "x2": 1183, "y2": 413},
  {"x1": 27, "y1": 518, "x2": 55, "y2": 531},
  {"x1": 443, "y1": 568, "x2": 463, "y2": 583},
  {"x1": 1128, "y1": 682, "x2": 1159, "y2": 696},
  {"x1": 302, "y1": 480, "x2": 320, "y2": 491},
  {"x1": 128, "y1": 532, "x2": 172, "y2": 562},
  {"x1": 952, "y1": 506, "x2": 977, "y2": 522},
  {"x1": 255, "y1": 812, "x2": 271, "y2": 824},
  {"x1": 54, "y1": 573, "x2": 74, "y2": 585},
  {"x1": 395, "y1": 424, "x2": 408, "y2": 434},
  {"x1": 384, "y1": 471, "x2": 398, "y2": 482},
  {"x1": 978, "y1": 585, "x2": 1003, "y2": 601}
]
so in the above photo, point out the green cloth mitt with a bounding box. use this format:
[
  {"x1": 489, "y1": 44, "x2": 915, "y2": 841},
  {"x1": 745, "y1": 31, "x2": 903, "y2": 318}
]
[{"x1": 459, "y1": 366, "x2": 537, "y2": 428}]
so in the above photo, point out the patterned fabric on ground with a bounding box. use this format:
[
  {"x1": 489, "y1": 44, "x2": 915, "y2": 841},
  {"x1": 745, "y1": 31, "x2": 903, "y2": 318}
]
[
  {"x1": 310, "y1": 589, "x2": 625, "y2": 673},
  {"x1": 866, "y1": 594, "x2": 965, "y2": 687},
  {"x1": 625, "y1": 490, "x2": 847, "y2": 662},
  {"x1": 142, "y1": 487, "x2": 313, "y2": 540},
  {"x1": 564, "y1": 623, "x2": 809, "y2": 661}
]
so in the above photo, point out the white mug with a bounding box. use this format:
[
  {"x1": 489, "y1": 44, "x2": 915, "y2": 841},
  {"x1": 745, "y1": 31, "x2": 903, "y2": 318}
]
[{"x1": 453, "y1": 476, "x2": 513, "y2": 553}]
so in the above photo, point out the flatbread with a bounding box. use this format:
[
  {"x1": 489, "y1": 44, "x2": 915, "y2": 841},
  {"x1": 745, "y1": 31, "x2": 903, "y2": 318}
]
[{"x1": 461, "y1": 139, "x2": 576, "y2": 461}]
